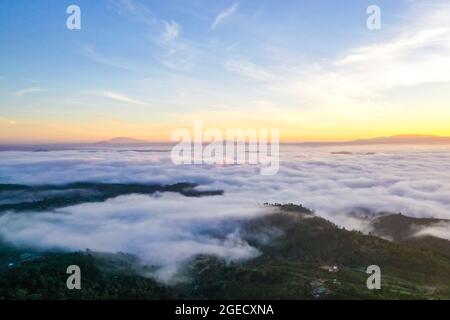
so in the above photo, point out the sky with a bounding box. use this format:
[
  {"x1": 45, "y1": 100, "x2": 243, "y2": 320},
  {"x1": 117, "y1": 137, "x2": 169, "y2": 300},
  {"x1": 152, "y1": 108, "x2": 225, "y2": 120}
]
[{"x1": 1, "y1": 0, "x2": 450, "y2": 143}]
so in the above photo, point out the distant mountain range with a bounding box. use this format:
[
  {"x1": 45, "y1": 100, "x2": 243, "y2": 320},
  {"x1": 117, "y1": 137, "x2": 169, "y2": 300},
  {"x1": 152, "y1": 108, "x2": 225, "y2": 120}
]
[
  {"x1": 300, "y1": 134, "x2": 450, "y2": 146},
  {"x1": 97, "y1": 134, "x2": 450, "y2": 146},
  {"x1": 94, "y1": 137, "x2": 149, "y2": 144},
  {"x1": 2, "y1": 134, "x2": 450, "y2": 150}
]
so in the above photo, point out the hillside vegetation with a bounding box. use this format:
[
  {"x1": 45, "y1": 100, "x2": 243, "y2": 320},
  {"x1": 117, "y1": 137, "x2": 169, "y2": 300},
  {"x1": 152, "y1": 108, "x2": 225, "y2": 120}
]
[{"x1": 1, "y1": 204, "x2": 449, "y2": 299}]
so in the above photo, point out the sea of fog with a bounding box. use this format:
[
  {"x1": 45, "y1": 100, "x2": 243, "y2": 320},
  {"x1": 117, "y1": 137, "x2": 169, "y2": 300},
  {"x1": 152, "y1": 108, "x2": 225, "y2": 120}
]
[{"x1": 1, "y1": 144, "x2": 450, "y2": 281}]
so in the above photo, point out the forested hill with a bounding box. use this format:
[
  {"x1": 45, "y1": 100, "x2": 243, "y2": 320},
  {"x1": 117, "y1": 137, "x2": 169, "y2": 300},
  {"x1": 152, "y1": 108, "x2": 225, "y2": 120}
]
[{"x1": 1, "y1": 204, "x2": 449, "y2": 299}]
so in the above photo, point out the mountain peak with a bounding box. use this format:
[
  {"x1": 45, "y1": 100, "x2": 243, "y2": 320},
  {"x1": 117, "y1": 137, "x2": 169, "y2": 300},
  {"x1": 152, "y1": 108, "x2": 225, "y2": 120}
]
[
  {"x1": 353, "y1": 134, "x2": 450, "y2": 144},
  {"x1": 95, "y1": 137, "x2": 148, "y2": 144}
]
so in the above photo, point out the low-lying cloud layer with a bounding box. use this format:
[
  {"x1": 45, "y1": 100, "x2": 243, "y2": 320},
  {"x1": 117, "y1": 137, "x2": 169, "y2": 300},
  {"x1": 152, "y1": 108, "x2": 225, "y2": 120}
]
[
  {"x1": 1, "y1": 145, "x2": 450, "y2": 220},
  {"x1": 0, "y1": 193, "x2": 270, "y2": 282},
  {"x1": 1, "y1": 144, "x2": 450, "y2": 280},
  {"x1": 414, "y1": 222, "x2": 450, "y2": 241}
]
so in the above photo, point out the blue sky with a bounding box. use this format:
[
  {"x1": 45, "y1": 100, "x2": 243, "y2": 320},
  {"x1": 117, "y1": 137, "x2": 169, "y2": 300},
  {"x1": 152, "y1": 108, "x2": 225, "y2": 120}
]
[{"x1": 1, "y1": 0, "x2": 450, "y2": 142}]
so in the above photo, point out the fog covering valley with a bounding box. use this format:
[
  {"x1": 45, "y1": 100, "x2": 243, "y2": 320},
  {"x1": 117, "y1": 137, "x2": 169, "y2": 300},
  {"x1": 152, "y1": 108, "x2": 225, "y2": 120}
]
[{"x1": 1, "y1": 144, "x2": 450, "y2": 284}]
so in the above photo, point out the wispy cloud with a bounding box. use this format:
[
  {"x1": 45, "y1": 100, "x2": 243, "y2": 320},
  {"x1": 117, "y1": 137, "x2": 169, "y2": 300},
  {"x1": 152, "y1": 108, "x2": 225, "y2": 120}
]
[
  {"x1": 95, "y1": 90, "x2": 145, "y2": 106},
  {"x1": 82, "y1": 46, "x2": 131, "y2": 70},
  {"x1": 110, "y1": 0, "x2": 194, "y2": 72},
  {"x1": 110, "y1": 0, "x2": 136, "y2": 13},
  {"x1": 108, "y1": 0, "x2": 156, "y2": 26},
  {"x1": 413, "y1": 222, "x2": 450, "y2": 241},
  {"x1": 211, "y1": 2, "x2": 239, "y2": 29},
  {"x1": 271, "y1": 2, "x2": 450, "y2": 120},
  {"x1": 11, "y1": 87, "x2": 45, "y2": 97},
  {"x1": 156, "y1": 20, "x2": 196, "y2": 71},
  {"x1": 162, "y1": 20, "x2": 180, "y2": 43},
  {"x1": 158, "y1": 43, "x2": 195, "y2": 71},
  {"x1": 225, "y1": 59, "x2": 278, "y2": 81}
]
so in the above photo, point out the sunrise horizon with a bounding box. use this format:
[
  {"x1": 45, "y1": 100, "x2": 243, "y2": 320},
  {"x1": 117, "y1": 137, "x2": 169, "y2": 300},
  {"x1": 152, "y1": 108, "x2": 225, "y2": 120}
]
[{"x1": 2, "y1": 132, "x2": 450, "y2": 145}]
